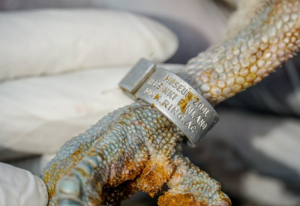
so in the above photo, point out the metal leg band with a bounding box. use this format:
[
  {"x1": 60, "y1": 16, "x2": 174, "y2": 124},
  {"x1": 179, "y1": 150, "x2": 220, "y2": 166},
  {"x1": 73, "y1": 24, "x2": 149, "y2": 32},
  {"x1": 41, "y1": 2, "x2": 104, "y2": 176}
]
[{"x1": 119, "y1": 59, "x2": 219, "y2": 147}]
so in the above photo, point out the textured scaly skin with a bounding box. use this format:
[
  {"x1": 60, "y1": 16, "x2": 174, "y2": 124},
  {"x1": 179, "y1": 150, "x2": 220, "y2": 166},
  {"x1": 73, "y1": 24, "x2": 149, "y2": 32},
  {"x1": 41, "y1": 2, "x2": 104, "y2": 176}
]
[{"x1": 42, "y1": 0, "x2": 300, "y2": 205}]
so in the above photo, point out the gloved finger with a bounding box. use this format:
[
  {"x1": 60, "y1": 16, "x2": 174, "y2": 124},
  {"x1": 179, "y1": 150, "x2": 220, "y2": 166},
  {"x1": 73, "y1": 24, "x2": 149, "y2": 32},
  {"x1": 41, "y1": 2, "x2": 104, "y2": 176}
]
[
  {"x1": 0, "y1": 10, "x2": 177, "y2": 82},
  {"x1": 0, "y1": 162, "x2": 48, "y2": 206}
]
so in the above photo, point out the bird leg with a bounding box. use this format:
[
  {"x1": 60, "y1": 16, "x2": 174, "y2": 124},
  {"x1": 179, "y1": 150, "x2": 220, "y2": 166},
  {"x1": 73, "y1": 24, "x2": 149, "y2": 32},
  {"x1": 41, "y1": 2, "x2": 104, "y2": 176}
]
[{"x1": 42, "y1": 0, "x2": 300, "y2": 205}]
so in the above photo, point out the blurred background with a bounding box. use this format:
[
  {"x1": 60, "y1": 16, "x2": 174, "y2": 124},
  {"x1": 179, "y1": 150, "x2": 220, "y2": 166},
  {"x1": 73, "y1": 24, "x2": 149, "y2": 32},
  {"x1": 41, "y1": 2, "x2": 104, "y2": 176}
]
[{"x1": 0, "y1": 0, "x2": 299, "y2": 205}]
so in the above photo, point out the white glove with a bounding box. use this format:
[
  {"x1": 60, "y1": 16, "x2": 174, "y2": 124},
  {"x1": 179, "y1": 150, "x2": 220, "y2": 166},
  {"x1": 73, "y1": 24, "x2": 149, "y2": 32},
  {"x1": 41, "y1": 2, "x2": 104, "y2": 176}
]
[
  {"x1": 0, "y1": 163, "x2": 48, "y2": 206},
  {"x1": 0, "y1": 8, "x2": 178, "y2": 206},
  {"x1": 0, "y1": 9, "x2": 177, "y2": 82},
  {"x1": 0, "y1": 9, "x2": 178, "y2": 160}
]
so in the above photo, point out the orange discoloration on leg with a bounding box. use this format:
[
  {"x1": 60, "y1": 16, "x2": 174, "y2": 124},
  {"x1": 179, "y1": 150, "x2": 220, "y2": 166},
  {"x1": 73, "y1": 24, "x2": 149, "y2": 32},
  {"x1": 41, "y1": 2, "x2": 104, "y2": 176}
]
[
  {"x1": 218, "y1": 191, "x2": 232, "y2": 206},
  {"x1": 158, "y1": 192, "x2": 231, "y2": 206},
  {"x1": 43, "y1": 163, "x2": 58, "y2": 198},
  {"x1": 158, "y1": 193, "x2": 204, "y2": 206},
  {"x1": 106, "y1": 156, "x2": 147, "y2": 187},
  {"x1": 42, "y1": 143, "x2": 89, "y2": 204},
  {"x1": 137, "y1": 156, "x2": 175, "y2": 197}
]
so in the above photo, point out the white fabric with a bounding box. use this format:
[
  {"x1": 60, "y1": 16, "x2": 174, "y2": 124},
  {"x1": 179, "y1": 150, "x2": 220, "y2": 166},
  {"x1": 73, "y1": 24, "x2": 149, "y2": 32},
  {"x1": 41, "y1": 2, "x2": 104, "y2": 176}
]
[
  {"x1": 0, "y1": 163, "x2": 48, "y2": 206},
  {"x1": 0, "y1": 9, "x2": 178, "y2": 81},
  {"x1": 0, "y1": 65, "x2": 183, "y2": 159}
]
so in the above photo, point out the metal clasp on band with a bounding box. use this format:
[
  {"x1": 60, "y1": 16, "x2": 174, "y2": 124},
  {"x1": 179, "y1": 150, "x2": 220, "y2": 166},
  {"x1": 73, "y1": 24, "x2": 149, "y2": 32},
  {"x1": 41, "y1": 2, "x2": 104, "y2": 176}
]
[{"x1": 119, "y1": 59, "x2": 219, "y2": 147}]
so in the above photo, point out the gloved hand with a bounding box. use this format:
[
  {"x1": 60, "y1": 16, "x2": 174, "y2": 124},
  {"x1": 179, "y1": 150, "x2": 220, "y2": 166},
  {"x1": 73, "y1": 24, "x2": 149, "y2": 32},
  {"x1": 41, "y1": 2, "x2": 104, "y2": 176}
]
[
  {"x1": 0, "y1": 9, "x2": 178, "y2": 161},
  {"x1": 0, "y1": 9, "x2": 178, "y2": 206},
  {"x1": 0, "y1": 163, "x2": 48, "y2": 206}
]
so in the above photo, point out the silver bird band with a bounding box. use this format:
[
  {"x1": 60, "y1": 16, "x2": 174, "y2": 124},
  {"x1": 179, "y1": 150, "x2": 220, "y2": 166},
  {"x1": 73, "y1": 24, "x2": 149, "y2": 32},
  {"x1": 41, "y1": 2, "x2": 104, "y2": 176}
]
[{"x1": 119, "y1": 59, "x2": 218, "y2": 147}]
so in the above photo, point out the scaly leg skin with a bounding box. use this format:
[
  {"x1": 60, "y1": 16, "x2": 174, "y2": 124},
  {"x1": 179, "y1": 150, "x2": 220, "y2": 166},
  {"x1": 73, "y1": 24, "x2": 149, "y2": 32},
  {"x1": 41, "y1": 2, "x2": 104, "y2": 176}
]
[
  {"x1": 43, "y1": 101, "x2": 230, "y2": 205},
  {"x1": 182, "y1": 0, "x2": 300, "y2": 105},
  {"x1": 42, "y1": 0, "x2": 300, "y2": 205}
]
